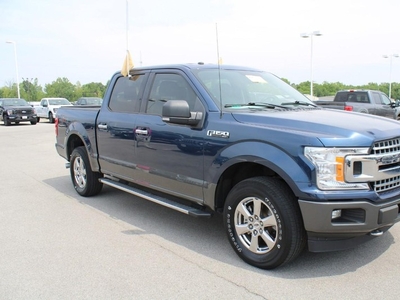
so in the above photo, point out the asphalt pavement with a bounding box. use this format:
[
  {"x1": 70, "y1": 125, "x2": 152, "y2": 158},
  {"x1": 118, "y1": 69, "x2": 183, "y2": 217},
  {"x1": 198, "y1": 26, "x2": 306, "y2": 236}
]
[{"x1": 0, "y1": 121, "x2": 399, "y2": 300}]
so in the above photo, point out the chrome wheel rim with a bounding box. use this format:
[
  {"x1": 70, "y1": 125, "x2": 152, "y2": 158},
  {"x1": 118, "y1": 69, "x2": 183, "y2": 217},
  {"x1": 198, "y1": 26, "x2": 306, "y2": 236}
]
[
  {"x1": 73, "y1": 156, "x2": 87, "y2": 189},
  {"x1": 234, "y1": 197, "x2": 277, "y2": 254}
]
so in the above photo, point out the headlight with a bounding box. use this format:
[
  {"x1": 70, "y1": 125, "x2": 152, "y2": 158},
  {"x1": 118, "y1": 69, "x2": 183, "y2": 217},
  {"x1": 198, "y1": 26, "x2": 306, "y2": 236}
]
[
  {"x1": 53, "y1": 108, "x2": 57, "y2": 113},
  {"x1": 7, "y1": 109, "x2": 14, "y2": 115},
  {"x1": 304, "y1": 147, "x2": 369, "y2": 190}
]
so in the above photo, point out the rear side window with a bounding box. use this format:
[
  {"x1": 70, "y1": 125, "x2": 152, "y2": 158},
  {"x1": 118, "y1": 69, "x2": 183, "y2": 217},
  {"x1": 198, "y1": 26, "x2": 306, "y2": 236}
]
[{"x1": 109, "y1": 75, "x2": 145, "y2": 113}]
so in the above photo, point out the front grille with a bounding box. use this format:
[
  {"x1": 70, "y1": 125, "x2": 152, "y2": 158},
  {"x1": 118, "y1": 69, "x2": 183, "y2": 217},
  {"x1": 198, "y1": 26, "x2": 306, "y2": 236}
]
[
  {"x1": 374, "y1": 176, "x2": 400, "y2": 193},
  {"x1": 15, "y1": 109, "x2": 34, "y2": 115},
  {"x1": 372, "y1": 138, "x2": 400, "y2": 155},
  {"x1": 372, "y1": 138, "x2": 400, "y2": 194}
]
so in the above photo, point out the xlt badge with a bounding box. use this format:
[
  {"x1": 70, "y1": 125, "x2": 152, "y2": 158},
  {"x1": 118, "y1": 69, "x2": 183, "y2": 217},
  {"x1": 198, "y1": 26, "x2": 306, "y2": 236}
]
[{"x1": 207, "y1": 130, "x2": 230, "y2": 138}]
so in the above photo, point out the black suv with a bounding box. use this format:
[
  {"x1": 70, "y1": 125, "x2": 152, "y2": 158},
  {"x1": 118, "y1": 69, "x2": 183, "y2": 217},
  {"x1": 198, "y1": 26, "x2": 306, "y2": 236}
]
[{"x1": 0, "y1": 98, "x2": 37, "y2": 126}]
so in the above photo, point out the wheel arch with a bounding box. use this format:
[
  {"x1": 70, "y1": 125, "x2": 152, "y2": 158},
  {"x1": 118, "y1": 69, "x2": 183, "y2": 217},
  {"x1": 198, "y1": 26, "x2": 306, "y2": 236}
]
[
  {"x1": 65, "y1": 122, "x2": 100, "y2": 172},
  {"x1": 207, "y1": 142, "x2": 312, "y2": 212}
]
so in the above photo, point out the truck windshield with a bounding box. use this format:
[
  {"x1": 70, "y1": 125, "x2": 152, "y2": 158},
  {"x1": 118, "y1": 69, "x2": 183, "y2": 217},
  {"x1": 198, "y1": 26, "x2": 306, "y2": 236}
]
[
  {"x1": 1, "y1": 99, "x2": 29, "y2": 106},
  {"x1": 49, "y1": 99, "x2": 71, "y2": 105},
  {"x1": 192, "y1": 69, "x2": 313, "y2": 109}
]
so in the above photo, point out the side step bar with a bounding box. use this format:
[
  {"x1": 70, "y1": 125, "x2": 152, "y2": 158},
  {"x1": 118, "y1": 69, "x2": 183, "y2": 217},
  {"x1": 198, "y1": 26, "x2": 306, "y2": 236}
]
[{"x1": 99, "y1": 178, "x2": 212, "y2": 218}]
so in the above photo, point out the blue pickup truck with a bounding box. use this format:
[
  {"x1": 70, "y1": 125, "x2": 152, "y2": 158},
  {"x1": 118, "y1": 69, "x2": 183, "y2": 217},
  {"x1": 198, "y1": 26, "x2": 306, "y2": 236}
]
[{"x1": 55, "y1": 63, "x2": 400, "y2": 269}]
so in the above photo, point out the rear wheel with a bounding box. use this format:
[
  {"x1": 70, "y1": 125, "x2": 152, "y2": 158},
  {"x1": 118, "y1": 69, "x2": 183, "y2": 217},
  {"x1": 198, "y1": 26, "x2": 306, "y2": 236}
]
[
  {"x1": 36, "y1": 117, "x2": 40, "y2": 122},
  {"x1": 31, "y1": 120, "x2": 37, "y2": 125},
  {"x1": 223, "y1": 176, "x2": 306, "y2": 269},
  {"x1": 49, "y1": 112, "x2": 54, "y2": 123},
  {"x1": 70, "y1": 146, "x2": 103, "y2": 196}
]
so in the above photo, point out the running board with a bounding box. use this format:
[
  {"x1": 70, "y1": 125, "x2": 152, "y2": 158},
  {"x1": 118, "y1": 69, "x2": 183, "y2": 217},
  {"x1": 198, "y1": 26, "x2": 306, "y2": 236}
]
[{"x1": 99, "y1": 178, "x2": 212, "y2": 218}]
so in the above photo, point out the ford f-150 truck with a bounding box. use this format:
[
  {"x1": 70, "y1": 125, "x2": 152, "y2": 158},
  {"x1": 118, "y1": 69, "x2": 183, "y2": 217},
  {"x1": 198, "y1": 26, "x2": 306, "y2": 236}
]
[
  {"x1": 314, "y1": 89, "x2": 399, "y2": 119},
  {"x1": 36, "y1": 97, "x2": 73, "y2": 123},
  {"x1": 55, "y1": 63, "x2": 400, "y2": 269},
  {"x1": 0, "y1": 98, "x2": 37, "y2": 125}
]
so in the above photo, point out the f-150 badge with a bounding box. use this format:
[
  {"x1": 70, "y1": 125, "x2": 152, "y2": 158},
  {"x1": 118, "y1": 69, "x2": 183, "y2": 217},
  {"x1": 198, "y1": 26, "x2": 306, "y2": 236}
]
[{"x1": 207, "y1": 130, "x2": 230, "y2": 138}]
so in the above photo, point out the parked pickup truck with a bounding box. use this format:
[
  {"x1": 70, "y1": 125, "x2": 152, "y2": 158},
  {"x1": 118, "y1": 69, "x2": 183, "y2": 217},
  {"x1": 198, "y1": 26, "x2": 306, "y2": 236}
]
[
  {"x1": 0, "y1": 98, "x2": 37, "y2": 125},
  {"x1": 314, "y1": 90, "x2": 399, "y2": 119},
  {"x1": 36, "y1": 97, "x2": 72, "y2": 123},
  {"x1": 55, "y1": 63, "x2": 400, "y2": 269}
]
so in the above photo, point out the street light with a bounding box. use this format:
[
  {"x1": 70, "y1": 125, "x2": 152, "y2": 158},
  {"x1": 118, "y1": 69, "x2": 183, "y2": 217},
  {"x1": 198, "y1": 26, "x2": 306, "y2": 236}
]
[
  {"x1": 6, "y1": 40, "x2": 20, "y2": 99},
  {"x1": 382, "y1": 53, "x2": 399, "y2": 99},
  {"x1": 300, "y1": 31, "x2": 322, "y2": 99}
]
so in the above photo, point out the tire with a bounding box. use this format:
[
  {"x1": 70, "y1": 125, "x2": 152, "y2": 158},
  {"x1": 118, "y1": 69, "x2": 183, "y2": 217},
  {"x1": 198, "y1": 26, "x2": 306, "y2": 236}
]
[
  {"x1": 70, "y1": 146, "x2": 103, "y2": 197},
  {"x1": 36, "y1": 117, "x2": 40, "y2": 122},
  {"x1": 223, "y1": 176, "x2": 306, "y2": 269},
  {"x1": 49, "y1": 112, "x2": 54, "y2": 123},
  {"x1": 31, "y1": 121, "x2": 37, "y2": 125},
  {"x1": 3, "y1": 115, "x2": 10, "y2": 126}
]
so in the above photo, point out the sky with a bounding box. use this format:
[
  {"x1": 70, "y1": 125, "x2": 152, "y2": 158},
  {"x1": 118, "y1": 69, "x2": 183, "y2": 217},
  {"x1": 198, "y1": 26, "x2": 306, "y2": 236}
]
[{"x1": 1, "y1": 0, "x2": 400, "y2": 88}]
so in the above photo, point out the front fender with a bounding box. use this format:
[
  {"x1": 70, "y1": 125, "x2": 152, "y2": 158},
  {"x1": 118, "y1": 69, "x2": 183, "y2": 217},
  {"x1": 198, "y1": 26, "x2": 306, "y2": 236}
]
[
  {"x1": 208, "y1": 141, "x2": 314, "y2": 198},
  {"x1": 65, "y1": 121, "x2": 100, "y2": 172}
]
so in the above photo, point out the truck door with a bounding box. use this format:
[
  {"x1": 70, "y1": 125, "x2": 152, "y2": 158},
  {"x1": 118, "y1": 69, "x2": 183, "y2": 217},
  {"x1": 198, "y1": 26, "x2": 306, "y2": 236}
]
[
  {"x1": 372, "y1": 92, "x2": 394, "y2": 118},
  {"x1": 133, "y1": 71, "x2": 206, "y2": 203},
  {"x1": 96, "y1": 74, "x2": 147, "y2": 179},
  {"x1": 38, "y1": 99, "x2": 48, "y2": 117}
]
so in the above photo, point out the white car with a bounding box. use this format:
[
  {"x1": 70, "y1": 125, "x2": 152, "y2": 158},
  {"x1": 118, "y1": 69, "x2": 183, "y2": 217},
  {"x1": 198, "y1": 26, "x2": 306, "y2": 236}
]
[{"x1": 35, "y1": 98, "x2": 73, "y2": 123}]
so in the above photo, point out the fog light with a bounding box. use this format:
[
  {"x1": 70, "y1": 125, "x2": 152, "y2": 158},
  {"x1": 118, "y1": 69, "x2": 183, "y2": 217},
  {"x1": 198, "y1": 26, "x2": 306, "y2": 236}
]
[{"x1": 332, "y1": 209, "x2": 342, "y2": 220}]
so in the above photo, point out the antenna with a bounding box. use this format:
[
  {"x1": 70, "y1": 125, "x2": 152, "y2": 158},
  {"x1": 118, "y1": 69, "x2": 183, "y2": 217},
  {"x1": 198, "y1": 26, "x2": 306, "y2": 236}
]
[
  {"x1": 126, "y1": 0, "x2": 130, "y2": 76},
  {"x1": 216, "y1": 23, "x2": 223, "y2": 118}
]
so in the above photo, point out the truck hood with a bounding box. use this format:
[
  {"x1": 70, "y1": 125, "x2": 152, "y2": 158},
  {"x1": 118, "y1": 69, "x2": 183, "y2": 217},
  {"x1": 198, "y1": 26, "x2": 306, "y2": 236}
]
[
  {"x1": 231, "y1": 108, "x2": 400, "y2": 147},
  {"x1": 3, "y1": 105, "x2": 33, "y2": 110}
]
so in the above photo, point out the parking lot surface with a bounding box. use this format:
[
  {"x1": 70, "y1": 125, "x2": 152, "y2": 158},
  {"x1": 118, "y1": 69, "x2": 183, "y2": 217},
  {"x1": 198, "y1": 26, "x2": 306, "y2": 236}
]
[{"x1": 0, "y1": 121, "x2": 399, "y2": 299}]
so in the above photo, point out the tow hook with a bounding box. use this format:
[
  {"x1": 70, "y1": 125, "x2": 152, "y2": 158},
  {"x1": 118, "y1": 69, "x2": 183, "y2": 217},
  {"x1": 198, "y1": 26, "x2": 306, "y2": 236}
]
[{"x1": 369, "y1": 230, "x2": 383, "y2": 236}]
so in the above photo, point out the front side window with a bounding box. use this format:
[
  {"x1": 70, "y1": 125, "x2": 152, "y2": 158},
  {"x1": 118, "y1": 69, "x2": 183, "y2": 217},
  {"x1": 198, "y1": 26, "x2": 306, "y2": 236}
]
[
  {"x1": 380, "y1": 93, "x2": 392, "y2": 105},
  {"x1": 146, "y1": 73, "x2": 198, "y2": 115},
  {"x1": 109, "y1": 75, "x2": 145, "y2": 113}
]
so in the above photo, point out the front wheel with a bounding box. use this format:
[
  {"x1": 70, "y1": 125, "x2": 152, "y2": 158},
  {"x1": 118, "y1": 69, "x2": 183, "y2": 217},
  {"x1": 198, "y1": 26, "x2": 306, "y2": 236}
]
[
  {"x1": 70, "y1": 146, "x2": 103, "y2": 196},
  {"x1": 3, "y1": 115, "x2": 10, "y2": 126},
  {"x1": 223, "y1": 176, "x2": 306, "y2": 269}
]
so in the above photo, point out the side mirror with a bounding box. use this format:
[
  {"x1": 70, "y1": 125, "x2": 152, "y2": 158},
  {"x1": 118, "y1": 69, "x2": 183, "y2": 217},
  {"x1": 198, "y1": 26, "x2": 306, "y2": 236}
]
[{"x1": 162, "y1": 100, "x2": 202, "y2": 125}]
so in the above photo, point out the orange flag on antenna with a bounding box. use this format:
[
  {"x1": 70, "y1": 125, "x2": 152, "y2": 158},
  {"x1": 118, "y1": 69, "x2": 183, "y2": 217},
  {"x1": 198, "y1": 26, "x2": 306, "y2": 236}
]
[{"x1": 121, "y1": 50, "x2": 134, "y2": 76}]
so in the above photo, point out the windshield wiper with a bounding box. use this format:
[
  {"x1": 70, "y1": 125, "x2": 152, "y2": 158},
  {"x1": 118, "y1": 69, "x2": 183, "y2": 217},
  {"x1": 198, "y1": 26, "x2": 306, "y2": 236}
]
[
  {"x1": 281, "y1": 101, "x2": 317, "y2": 107},
  {"x1": 224, "y1": 102, "x2": 286, "y2": 109}
]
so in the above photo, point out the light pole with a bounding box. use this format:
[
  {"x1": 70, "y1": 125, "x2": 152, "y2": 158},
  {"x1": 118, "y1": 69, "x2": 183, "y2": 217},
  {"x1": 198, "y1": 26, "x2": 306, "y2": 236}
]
[
  {"x1": 300, "y1": 31, "x2": 322, "y2": 99},
  {"x1": 382, "y1": 53, "x2": 399, "y2": 99},
  {"x1": 6, "y1": 40, "x2": 20, "y2": 99}
]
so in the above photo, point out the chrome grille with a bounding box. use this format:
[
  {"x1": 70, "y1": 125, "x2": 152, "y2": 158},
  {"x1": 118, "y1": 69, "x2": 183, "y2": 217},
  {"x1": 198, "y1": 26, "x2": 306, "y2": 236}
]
[
  {"x1": 372, "y1": 138, "x2": 400, "y2": 193},
  {"x1": 374, "y1": 176, "x2": 400, "y2": 193},
  {"x1": 372, "y1": 138, "x2": 400, "y2": 155}
]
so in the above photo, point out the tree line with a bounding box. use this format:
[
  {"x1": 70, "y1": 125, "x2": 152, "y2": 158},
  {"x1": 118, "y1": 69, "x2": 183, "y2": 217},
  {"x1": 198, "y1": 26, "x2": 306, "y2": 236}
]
[{"x1": 0, "y1": 77, "x2": 399, "y2": 101}]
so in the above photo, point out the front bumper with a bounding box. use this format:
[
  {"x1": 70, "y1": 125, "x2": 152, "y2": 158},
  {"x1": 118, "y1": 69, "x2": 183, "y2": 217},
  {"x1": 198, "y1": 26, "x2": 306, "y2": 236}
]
[
  {"x1": 7, "y1": 114, "x2": 37, "y2": 122},
  {"x1": 298, "y1": 198, "x2": 400, "y2": 252}
]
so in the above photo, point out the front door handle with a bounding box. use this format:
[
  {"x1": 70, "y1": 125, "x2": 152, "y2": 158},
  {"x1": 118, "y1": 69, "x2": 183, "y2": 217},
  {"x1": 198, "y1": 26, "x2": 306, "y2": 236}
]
[{"x1": 98, "y1": 124, "x2": 108, "y2": 130}]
